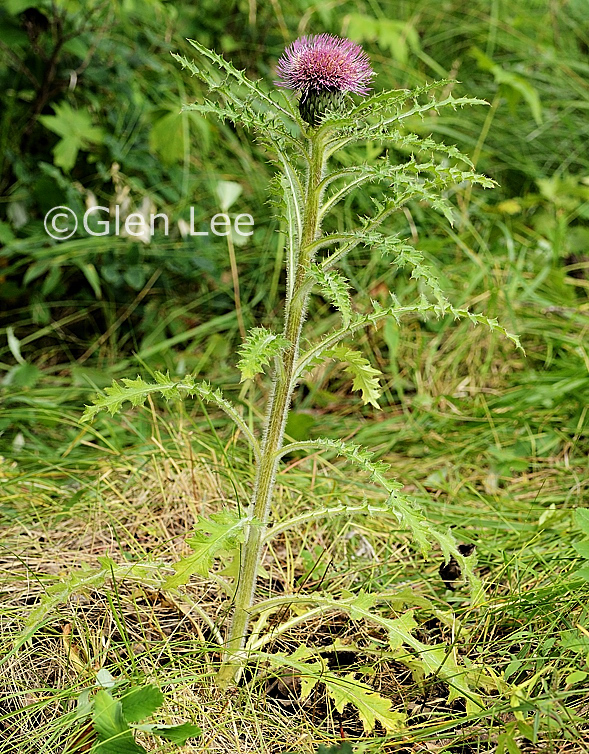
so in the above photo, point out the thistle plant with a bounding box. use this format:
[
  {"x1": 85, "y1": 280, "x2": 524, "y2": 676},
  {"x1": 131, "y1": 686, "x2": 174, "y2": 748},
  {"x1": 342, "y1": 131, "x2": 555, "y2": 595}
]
[{"x1": 82, "y1": 35, "x2": 520, "y2": 726}]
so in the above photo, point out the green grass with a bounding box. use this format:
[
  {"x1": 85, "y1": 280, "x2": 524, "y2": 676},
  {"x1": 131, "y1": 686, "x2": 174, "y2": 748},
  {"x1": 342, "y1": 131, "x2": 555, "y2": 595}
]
[{"x1": 2, "y1": 0, "x2": 589, "y2": 751}]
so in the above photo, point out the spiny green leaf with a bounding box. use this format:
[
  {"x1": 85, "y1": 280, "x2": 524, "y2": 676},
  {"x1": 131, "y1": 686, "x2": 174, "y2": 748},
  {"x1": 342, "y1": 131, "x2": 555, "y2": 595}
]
[
  {"x1": 311, "y1": 268, "x2": 353, "y2": 327},
  {"x1": 19, "y1": 564, "x2": 110, "y2": 647},
  {"x1": 327, "y1": 346, "x2": 382, "y2": 408},
  {"x1": 267, "y1": 165, "x2": 304, "y2": 301},
  {"x1": 81, "y1": 377, "x2": 258, "y2": 454},
  {"x1": 120, "y1": 685, "x2": 163, "y2": 724},
  {"x1": 172, "y1": 44, "x2": 301, "y2": 144},
  {"x1": 347, "y1": 590, "x2": 378, "y2": 619},
  {"x1": 39, "y1": 102, "x2": 104, "y2": 172},
  {"x1": 319, "y1": 156, "x2": 493, "y2": 220},
  {"x1": 184, "y1": 39, "x2": 291, "y2": 119},
  {"x1": 348, "y1": 80, "x2": 448, "y2": 116},
  {"x1": 347, "y1": 592, "x2": 418, "y2": 650},
  {"x1": 93, "y1": 690, "x2": 145, "y2": 754},
  {"x1": 298, "y1": 437, "x2": 394, "y2": 490},
  {"x1": 386, "y1": 243, "x2": 450, "y2": 309},
  {"x1": 328, "y1": 94, "x2": 490, "y2": 150},
  {"x1": 265, "y1": 650, "x2": 405, "y2": 733},
  {"x1": 324, "y1": 672, "x2": 406, "y2": 733},
  {"x1": 164, "y1": 511, "x2": 247, "y2": 587},
  {"x1": 287, "y1": 436, "x2": 467, "y2": 562},
  {"x1": 375, "y1": 297, "x2": 521, "y2": 350},
  {"x1": 81, "y1": 372, "x2": 188, "y2": 421},
  {"x1": 341, "y1": 596, "x2": 483, "y2": 711},
  {"x1": 183, "y1": 99, "x2": 293, "y2": 141},
  {"x1": 237, "y1": 327, "x2": 290, "y2": 381}
]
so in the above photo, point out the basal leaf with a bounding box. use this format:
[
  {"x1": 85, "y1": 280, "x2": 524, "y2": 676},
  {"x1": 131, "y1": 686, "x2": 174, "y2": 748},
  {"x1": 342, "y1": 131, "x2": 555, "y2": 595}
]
[
  {"x1": 323, "y1": 673, "x2": 406, "y2": 733},
  {"x1": 335, "y1": 594, "x2": 483, "y2": 712},
  {"x1": 347, "y1": 590, "x2": 377, "y2": 619},
  {"x1": 265, "y1": 649, "x2": 403, "y2": 732},
  {"x1": 290, "y1": 645, "x2": 325, "y2": 701}
]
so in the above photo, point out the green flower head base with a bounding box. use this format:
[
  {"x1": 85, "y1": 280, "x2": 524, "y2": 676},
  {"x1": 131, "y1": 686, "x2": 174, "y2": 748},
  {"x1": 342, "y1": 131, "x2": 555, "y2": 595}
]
[{"x1": 275, "y1": 34, "x2": 375, "y2": 127}]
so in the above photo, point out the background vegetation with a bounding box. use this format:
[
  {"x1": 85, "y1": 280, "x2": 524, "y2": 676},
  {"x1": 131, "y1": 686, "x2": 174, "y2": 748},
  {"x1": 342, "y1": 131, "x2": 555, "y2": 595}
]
[{"x1": 1, "y1": 0, "x2": 588, "y2": 752}]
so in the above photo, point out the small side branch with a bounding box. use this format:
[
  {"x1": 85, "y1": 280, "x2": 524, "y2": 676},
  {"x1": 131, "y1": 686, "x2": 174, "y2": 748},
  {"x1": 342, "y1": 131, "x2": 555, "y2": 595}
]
[{"x1": 264, "y1": 501, "x2": 391, "y2": 541}]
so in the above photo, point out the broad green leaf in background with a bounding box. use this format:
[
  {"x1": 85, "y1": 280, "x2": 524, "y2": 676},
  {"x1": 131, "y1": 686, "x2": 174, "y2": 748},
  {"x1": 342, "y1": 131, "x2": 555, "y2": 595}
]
[
  {"x1": 149, "y1": 111, "x2": 186, "y2": 164},
  {"x1": 2, "y1": 362, "x2": 41, "y2": 388},
  {"x1": 575, "y1": 509, "x2": 589, "y2": 537},
  {"x1": 96, "y1": 669, "x2": 116, "y2": 689},
  {"x1": 573, "y1": 541, "x2": 589, "y2": 559},
  {"x1": 558, "y1": 628, "x2": 589, "y2": 654},
  {"x1": 39, "y1": 102, "x2": 104, "y2": 172},
  {"x1": 565, "y1": 669, "x2": 588, "y2": 686},
  {"x1": 148, "y1": 722, "x2": 202, "y2": 744},
  {"x1": 0, "y1": 220, "x2": 15, "y2": 243},
  {"x1": 149, "y1": 109, "x2": 209, "y2": 165},
  {"x1": 345, "y1": 13, "x2": 420, "y2": 64},
  {"x1": 120, "y1": 685, "x2": 164, "y2": 723},
  {"x1": 93, "y1": 690, "x2": 146, "y2": 754},
  {"x1": 572, "y1": 508, "x2": 589, "y2": 574},
  {"x1": 471, "y1": 47, "x2": 542, "y2": 125}
]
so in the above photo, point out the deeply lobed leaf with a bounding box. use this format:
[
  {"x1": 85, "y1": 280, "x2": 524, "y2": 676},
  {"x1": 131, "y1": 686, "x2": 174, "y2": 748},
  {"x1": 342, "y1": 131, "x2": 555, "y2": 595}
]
[
  {"x1": 164, "y1": 510, "x2": 247, "y2": 588},
  {"x1": 237, "y1": 327, "x2": 290, "y2": 381},
  {"x1": 311, "y1": 267, "x2": 353, "y2": 327},
  {"x1": 327, "y1": 346, "x2": 382, "y2": 408},
  {"x1": 264, "y1": 649, "x2": 406, "y2": 733}
]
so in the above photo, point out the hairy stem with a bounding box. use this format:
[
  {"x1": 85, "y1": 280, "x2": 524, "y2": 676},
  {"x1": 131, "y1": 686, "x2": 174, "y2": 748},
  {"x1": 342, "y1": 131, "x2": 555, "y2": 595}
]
[{"x1": 217, "y1": 128, "x2": 328, "y2": 685}]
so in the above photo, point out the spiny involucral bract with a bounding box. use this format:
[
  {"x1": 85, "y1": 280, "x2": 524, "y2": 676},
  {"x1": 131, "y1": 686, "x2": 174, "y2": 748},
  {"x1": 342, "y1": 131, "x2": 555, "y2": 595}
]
[{"x1": 275, "y1": 33, "x2": 375, "y2": 127}]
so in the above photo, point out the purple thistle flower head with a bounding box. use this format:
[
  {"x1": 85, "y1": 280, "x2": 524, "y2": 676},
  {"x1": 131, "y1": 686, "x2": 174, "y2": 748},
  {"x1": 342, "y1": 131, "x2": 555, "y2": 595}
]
[
  {"x1": 275, "y1": 34, "x2": 375, "y2": 97},
  {"x1": 275, "y1": 34, "x2": 375, "y2": 126}
]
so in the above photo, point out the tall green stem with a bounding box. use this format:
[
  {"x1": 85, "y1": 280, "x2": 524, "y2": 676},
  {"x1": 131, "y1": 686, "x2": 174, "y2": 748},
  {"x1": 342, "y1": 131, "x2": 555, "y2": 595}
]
[{"x1": 217, "y1": 129, "x2": 327, "y2": 685}]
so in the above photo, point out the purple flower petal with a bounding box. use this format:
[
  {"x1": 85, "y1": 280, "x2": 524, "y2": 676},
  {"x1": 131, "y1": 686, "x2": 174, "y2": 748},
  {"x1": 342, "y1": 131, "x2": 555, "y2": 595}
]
[{"x1": 275, "y1": 34, "x2": 375, "y2": 96}]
